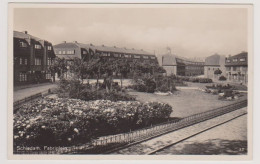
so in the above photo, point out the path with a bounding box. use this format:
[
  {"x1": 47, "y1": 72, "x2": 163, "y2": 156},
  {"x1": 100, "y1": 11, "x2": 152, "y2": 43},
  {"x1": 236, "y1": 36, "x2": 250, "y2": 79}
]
[
  {"x1": 13, "y1": 83, "x2": 57, "y2": 102},
  {"x1": 112, "y1": 107, "x2": 247, "y2": 155}
]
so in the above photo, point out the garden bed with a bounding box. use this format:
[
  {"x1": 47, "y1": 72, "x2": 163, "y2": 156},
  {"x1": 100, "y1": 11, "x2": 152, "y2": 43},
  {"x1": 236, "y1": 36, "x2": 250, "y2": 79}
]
[{"x1": 14, "y1": 98, "x2": 172, "y2": 147}]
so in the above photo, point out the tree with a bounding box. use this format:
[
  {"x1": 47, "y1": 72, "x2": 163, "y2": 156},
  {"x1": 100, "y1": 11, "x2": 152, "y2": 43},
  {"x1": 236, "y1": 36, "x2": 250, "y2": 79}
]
[{"x1": 48, "y1": 57, "x2": 68, "y2": 82}]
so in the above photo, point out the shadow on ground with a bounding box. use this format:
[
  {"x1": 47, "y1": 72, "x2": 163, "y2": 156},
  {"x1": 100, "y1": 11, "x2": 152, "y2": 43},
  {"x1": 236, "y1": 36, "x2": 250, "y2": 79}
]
[{"x1": 156, "y1": 139, "x2": 247, "y2": 155}]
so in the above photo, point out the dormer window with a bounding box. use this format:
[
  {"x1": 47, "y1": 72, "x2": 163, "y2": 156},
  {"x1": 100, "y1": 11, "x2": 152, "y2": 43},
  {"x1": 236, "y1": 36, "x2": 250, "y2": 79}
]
[
  {"x1": 47, "y1": 46, "x2": 52, "y2": 50},
  {"x1": 240, "y1": 58, "x2": 246, "y2": 62},
  {"x1": 143, "y1": 56, "x2": 149, "y2": 59},
  {"x1": 134, "y1": 55, "x2": 140, "y2": 59},
  {"x1": 67, "y1": 50, "x2": 75, "y2": 54},
  {"x1": 35, "y1": 44, "x2": 41, "y2": 49},
  {"x1": 233, "y1": 58, "x2": 238, "y2": 62},
  {"x1": 19, "y1": 42, "x2": 27, "y2": 48},
  {"x1": 226, "y1": 59, "x2": 231, "y2": 63}
]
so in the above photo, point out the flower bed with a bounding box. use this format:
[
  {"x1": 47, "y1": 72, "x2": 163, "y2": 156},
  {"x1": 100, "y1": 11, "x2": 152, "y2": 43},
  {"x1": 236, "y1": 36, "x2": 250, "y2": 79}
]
[{"x1": 14, "y1": 98, "x2": 172, "y2": 147}]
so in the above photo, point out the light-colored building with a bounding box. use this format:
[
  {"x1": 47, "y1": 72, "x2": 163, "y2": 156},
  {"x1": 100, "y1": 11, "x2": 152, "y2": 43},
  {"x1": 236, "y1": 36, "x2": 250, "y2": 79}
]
[
  {"x1": 225, "y1": 52, "x2": 248, "y2": 84},
  {"x1": 204, "y1": 54, "x2": 226, "y2": 80},
  {"x1": 162, "y1": 52, "x2": 204, "y2": 76}
]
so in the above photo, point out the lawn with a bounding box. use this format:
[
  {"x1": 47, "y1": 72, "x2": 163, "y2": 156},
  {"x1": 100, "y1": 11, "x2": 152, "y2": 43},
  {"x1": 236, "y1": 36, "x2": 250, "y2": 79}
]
[{"x1": 128, "y1": 88, "x2": 246, "y2": 118}]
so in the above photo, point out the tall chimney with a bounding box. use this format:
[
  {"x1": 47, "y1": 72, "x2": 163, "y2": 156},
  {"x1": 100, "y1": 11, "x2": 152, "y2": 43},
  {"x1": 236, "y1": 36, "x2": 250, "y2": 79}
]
[
  {"x1": 63, "y1": 41, "x2": 66, "y2": 43},
  {"x1": 23, "y1": 31, "x2": 28, "y2": 34}
]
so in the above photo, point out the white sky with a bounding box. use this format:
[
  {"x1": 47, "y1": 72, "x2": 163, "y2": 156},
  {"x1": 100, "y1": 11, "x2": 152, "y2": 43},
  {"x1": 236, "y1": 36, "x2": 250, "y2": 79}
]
[{"x1": 14, "y1": 7, "x2": 248, "y2": 59}]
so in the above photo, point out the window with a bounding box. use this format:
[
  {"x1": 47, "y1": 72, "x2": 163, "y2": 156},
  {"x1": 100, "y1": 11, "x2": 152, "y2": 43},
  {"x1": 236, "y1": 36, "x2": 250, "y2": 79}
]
[
  {"x1": 233, "y1": 67, "x2": 237, "y2": 71},
  {"x1": 134, "y1": 55, "x2": 140, "y2": 59},
  {"x1": 19, "y1": 58, "x2": 23, "y2": 65},
  {"x1": 35, "y1": 57, "x2": 42, "y2": 65},
  {"x1": 62, "y1": 51, "x2": 66, "y2": 54},
  {"x1": 226, "y1": 59, "x2": 231, "y2": 63},
  {"x1": 46, "y1": 73, "x2": 52, "y2": 79},
  {"x1": 67, "y1": 50, "x2": 75, "y2": 54},
  {"x1": 240, "y1": 58, "x2": 246, "y2": 62},
  {"x1": 143, "y1": 56, "x2": 149, "y2": 59},
  {"x1": 233, "y1": 58, "x2": 238, "y2": 62},
  {"x1": 47, "y1": 57, "x2": 52, "y2": 65},
  {"x1": 208, "y1": 68, "x2": 210, "y2": 70},
  {"x1": 24, "y1": 58, "x2": 27, "y2": 65},
  {"x1": 82, "y1": 51, "x2": 87, "y2": 55},
  {"x1": 35, "y1": 44, "x2": 41, "y2": 49},
  {"x1": 58, "y1": 51, "x2": 62, "y2": 54},
  {"x1": 114, "y1": 54, "x2": 119, "y2": 57},
  {"x1": 226, "y1": 67, "x2": 231, "y2": 71},
  {"x1": 19, "y1": 72, "x2": 27, "y2": 82},
  {"x1": 19, "y1": 42, "x2": 27, "y2": 48},
  {"x1": 151, "y1": 56, "x2": 156, "y2": 59},
  {"x1": 124, "y1": 54, "x2": 131, "y2": 58},
  {"x1": 47, "y1": 46, "x2": 52, "y2": 50}
]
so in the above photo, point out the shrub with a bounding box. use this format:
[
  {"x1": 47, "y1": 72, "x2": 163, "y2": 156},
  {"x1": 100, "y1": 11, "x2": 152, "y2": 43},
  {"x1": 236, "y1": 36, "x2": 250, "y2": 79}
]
[
  {"x1": 14, "y1": 98, "x2": 173, "y2": 147},
  {"x1": 219, "y1": 75, "x2": 227, "y2": 81}
]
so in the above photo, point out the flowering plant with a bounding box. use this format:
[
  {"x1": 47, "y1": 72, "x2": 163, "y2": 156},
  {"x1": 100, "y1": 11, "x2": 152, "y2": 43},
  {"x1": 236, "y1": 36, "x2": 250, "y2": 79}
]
[{"x1": 14, "y1": 98, "x2": 172, "y2": 147}]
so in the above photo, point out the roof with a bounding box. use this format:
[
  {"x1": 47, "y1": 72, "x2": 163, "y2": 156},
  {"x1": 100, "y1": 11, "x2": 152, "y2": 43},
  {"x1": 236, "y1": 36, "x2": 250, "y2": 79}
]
[
  {"x1": 162, "y1": 53, "x2": 204, "y2": 66},
  {"x1": 13, "y1": 31, "x2": 50, "y2": 45},
  {"x1": 162, "y1": 54, "x2": 177, "y2": 66},
  {"x1": 53, "y1": 42, "x2": 154, "y2": 56},
  {"x1": 205, "y1": 54, "x2": 222, "y2": 66},
  {"x1": 53, "y1": 42, "x2": 80, "y2": 49},
  {"x1": 225, "y1": 52, "x2": 248, "y2": 66}
]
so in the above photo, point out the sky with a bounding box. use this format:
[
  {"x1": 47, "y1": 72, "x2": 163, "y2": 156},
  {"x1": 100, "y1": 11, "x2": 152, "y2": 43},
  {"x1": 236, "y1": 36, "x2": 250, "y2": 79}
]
[{"x1": 13, "y1": 6, "x2": 248, "y2": 59}]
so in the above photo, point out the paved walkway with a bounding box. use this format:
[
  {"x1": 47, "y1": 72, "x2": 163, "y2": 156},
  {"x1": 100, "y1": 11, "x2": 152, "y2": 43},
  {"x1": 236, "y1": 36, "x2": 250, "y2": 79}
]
[
  {"x1": 112, "y1": 107, "x2": 247, "y2": 155},
  {"x1": 13, "y1": 83, "x2": 57, "y2": 102}
]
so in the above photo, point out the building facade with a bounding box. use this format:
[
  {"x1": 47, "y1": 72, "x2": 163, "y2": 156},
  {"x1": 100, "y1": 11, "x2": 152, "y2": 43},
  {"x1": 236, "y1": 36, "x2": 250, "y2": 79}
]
[
  {"x1": 53, "y1": 41, "x2": 158, "y2": 64},
  {"x1": 53, "y1": 42, "x2": 159, "y2": 78},
  {"x1": 225, "y1": 52, "x2": 248, "y2": 84},
  {"x1": 162, "y1": 54, "x2": 204, "y2": 76},
  {"x1": 13, "y1": 31, "x2": 56, "y2": 85},
  {"x1": 204, "y1": 54, "x2": 226, "y2": 80}
]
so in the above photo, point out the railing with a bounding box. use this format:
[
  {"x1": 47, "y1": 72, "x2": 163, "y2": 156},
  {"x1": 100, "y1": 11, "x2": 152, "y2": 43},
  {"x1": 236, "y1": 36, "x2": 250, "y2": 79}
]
[
  {"x1": 13, "y1": 89, "x2": 52, "y2": 113},
  {"x1": 92, "y1": 99, "x2": 247, "y2": 152},
  {"x1": 13, "y1": 99, "x2": 247, "y2": 154}
]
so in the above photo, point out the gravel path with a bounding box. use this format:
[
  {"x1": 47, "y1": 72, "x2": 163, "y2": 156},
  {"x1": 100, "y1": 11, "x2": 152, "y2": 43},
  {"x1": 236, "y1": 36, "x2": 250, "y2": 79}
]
[{"x1": 112, "y1": 107, "x2": 247, "y2": 155}]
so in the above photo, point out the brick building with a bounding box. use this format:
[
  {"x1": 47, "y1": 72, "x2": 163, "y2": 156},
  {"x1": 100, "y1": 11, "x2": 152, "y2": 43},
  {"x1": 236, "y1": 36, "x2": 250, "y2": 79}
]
[
  {"x1": 13, "y1": 31, "x2": 56, "y2": 85},
  {"x1": 53, "y1": 41, "x2": 158, "y2": 64}
]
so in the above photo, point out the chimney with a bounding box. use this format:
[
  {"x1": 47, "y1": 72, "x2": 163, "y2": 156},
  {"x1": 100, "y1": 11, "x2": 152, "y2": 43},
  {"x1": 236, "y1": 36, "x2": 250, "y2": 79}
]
[
  {"x1": 141, "y1": 49, "x2": 143, "y2": 51},
  {"x1": 23, "y1": 31, "x2": 28, "y2": 34},
  {"x1": 90, "y1": 43, "x2": 93, "y2": 46},
  {"x1": 132, "y1": 48, "x2": 135, "y2": 50},
  {"x1": 74, "y1": 41, "x2": 77, "y2": 43},
  {"x1": 114, "y1": 46, "x2": 116, "y2": 48},
  {"x1": 63, "y1": 41, "x2": 66, "y2": 43},
  {"x1": 102, "y1": 44, "x2": 105, "y2": 47}
]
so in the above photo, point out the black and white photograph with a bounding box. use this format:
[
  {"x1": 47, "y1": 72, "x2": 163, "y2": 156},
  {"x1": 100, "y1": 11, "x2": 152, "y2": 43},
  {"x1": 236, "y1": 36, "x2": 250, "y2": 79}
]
[{"x1": 7, "y1": 3, "x2": 253, "y2": 160}]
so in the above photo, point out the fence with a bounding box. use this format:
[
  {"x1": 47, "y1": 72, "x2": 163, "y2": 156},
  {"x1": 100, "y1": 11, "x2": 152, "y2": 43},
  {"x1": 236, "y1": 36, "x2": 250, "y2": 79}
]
[
  {"x1": 14, "y1": 99, "x2": 247, "y2": 154},
  {"x1": 91, "y1": 99, "x2": 247, "y2": 152},
  {"x1": 13, "y1": 89, "x2": 52, "y2": 113}
]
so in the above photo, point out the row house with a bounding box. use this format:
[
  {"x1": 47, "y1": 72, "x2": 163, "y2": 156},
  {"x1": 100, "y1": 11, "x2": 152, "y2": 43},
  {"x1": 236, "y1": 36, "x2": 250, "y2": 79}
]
[
  {"x1": 225, "y1": 52, "x2": 248, "y2": 84},
  {"x1": 53, "y1": 41, "x2": 158, "y2": 64},
  {"x1": 13, "y1": 31, "x2": 56, "y2": 85},
  {"x1": 162, "y1": 49, "x2": 204, "y2": 76}
]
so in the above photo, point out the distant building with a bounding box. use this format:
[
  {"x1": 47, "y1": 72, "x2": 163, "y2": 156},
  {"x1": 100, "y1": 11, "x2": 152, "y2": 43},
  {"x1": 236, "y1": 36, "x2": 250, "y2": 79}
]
[
  {"x1": 225, "y1": 52, "x2": 248, "y2": 84},
  {"x1": 162, "y1": 53, "x2": 204, "y2": 76},
  {"x1": 204, "y1": 54, "x2": 226, "y2": 80},
  {"x1": 13, "y1": 31, "x2": 56, "y2": 86},
  {"x1": 53, "y1": 41, "x2": 158, "y2": 64}
]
